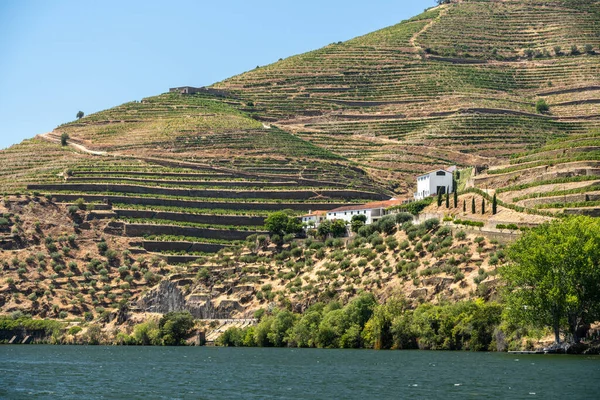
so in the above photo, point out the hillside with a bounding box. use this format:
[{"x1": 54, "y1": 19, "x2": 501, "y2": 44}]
[{"x1": 1, "y1": 0, "x2": 600, "y2": 339}]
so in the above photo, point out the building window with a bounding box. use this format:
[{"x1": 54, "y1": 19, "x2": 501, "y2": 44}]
[{"x1": 436, "y1": 171, "x2": 446, "y2": 176}]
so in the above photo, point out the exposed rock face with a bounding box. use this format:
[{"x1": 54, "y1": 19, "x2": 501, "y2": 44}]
[{"x1": 137, "y1": 281, "x2": 242, "y2": 319}]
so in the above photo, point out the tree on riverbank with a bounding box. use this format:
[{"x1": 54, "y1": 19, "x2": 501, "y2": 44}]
[{"x1": 500, "y1": 216, "x2": 600, "y2": 343}]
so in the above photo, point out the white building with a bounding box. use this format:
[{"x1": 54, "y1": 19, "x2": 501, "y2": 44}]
[
  {"x1": 300, "y1": 210, "x2": 327, "y2": 228},
  {"x1": 414, "y1": 168, "x2": 455, "y2": 200},
  {"x1": 326, "y1": 198, "x2": 405, "y2": 225}
]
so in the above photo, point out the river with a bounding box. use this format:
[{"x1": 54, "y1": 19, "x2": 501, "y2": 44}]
[{"x1": 1, "y1": 346, "x2": 598, "y2": 399}]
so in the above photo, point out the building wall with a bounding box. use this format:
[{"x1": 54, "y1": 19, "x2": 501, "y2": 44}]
[
  {"x1": 428, "y1": 171, "x2": 453, "y2": 196},
  {"x1": 415, "y1": 171, "x2": 454, "y2": 200},
  {"x1": 327, "y1": 208, "x2": 373, "y2": 224}
]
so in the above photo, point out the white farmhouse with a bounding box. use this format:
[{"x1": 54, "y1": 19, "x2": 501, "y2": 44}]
[
  {"x1": 414, "y1": 168, "x2": 455, "y2": 200},
  {"x1": 326, "y1": 199, "x2": 405, "y2": 225},
  {"x1": 300, "y1": 210, "x2": 327, "y2": 228}
]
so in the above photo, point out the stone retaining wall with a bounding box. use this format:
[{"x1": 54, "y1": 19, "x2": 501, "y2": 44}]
[
  {"x1": 43, "y1": 194, "x2": 352, "y2": 212},
  {"x1": 143, "y1": 240, "x2": 229, "y2": 253},
  {"x1": 116, "y1": 209, "x2": 265, "y2": 226},
  {"x1": 69, "y1": 177, "x2": 303, "y2": 188},
  {"x1": 124, "y1": 223, "x2": 265, "y2": 240},
  {"x1": 29, "y1": 183, "x2": 386, "y2": 201}
]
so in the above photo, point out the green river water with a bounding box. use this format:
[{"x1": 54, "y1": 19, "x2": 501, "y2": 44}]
[{"x1": 0, "y1": 346, "x2": 598, "y2": 399}]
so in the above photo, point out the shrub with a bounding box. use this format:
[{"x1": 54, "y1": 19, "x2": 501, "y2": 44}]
[
  {"x1": 67, "y1": 205, "x2": 79, "y2": 215},
  {"x1": 553, "y1": 45, "x2": 562, "y2": 56},
  {"x1": 535, "y1": 99, "x2": 549, "y2": 114},
  {"x1": 570, "y1": 44, "x2": 580, "y2": 55},
  {"x1": 395, "y1": 212, "x2": 413, "y2": 224},
  {"x1": 423, "y1": 218, "x2": 440, "y2": 231},
  {"x1": 584, "y1": 44, "x2": 594, "y2": 54},
  {"x1": 97, "y1": 241, "x2": 108, "y2": 254},
  {"x1": 60, "y1": 133, "x2": 69, "y2": 146},
  {"x1": 456, "y1": 230, "x2": 466, "y2": 240}
]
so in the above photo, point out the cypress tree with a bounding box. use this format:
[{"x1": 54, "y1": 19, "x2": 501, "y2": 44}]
[
  {"x1": 445, "y1": 192, "x2": 450, "y2": 208},
  {"x1": 492, "y1": 193, "x2": 497, "y2": 215},
  {"x1": 463, "y1": 199, "x2": 466, "y2": 213},
  {"x1": 482, "y1": 198, "x2": 486, "y2": 214},
  {"x1": 437, "y1": 189, "x2": 443, "y2": 207},
  {"x1": 471, "y1": 197, "x2": 476, "y2": 214},
  {"x1": 453, "y1": 188, "x2": 458, "y2": 208}
]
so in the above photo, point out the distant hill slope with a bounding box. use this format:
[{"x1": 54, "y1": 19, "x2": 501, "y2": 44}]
[
  {"x1": 0, "y1": 0, "x2": 599, "y2": 258},
  {"x1": 213, "y1": 0, "x2": 600, "y2": 189}
]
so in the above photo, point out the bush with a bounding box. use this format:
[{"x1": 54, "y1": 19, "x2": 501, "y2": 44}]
[
  {"x1": 535, "y1": 99, "x2": 549, "y2": 114},
  {"x1": 570, "y1": 44, "x2": 580, "y2": 55},
  {"x1": 67, "y1": 205, "x2": 79, "y2": 215},
  {"x1": 423, "y1": 218, "x2": 440, "y2": 231},
  {"x1": 60, "y1": 133, "x2": 69, "y2": 146},
  {"x1": 584, "y1": 44, "x2": 594, "y2": 54}
]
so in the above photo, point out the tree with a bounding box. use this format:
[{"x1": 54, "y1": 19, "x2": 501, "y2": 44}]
[
  {"x1": 500, "y1": 217, "x2": 600, "y2": 344},
  {"x1": 445, "y1": 191, "x2": 450, "y2": 208},
  {"x1": 553, "y1": 45, "x2": 562, "y2": 56},
  {"x1": 76, "y1": 111, "x2": 84, "y2": 120},
  {"x1": 584, "y1": 44, "x2": 594, "y2": 54},
  {"x1": 471, "y1": 197, "x2": 476, "y2": 214},
  {"x1": 492, "y1": 193, "x2": 497, "y2": 215},
  {"x1": 570, "y1": 44, "x2": 580, "y2": 55},
  {"x1": 330, "y1": 219, "x2": 347, "y2": 238},
  {"x1": 265, "y1": 212, "x2": 301, "y2": 236},
  {"x1": 60, "y1": 133, "x2": 69, "y2": 146},
  {"x1": 536, "y1": 99, "x2": 549, "y2": 114},
  {"x1": 481, "y1": 198, "x2": 485, "y2": 214},
  {"x1": 453, "y1": 188, "x2": 458, "y2": 208},
  {"x1": 437, "y1": 188, "x2": 443, "y2": 207},
  {"x1": 159, "y1": 311, "x2": 195, "y2": 345},
  {"x1": 462, "y1": 199, "x2": 466, "y2": 213},
  {"x1": 351, "y1": 214, "x2": 367, "y2": 233}
]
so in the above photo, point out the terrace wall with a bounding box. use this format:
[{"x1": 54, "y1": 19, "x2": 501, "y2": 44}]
[
  {"x1": 116, "y1": 210, "x2": 265, "y2": 226},
  {"x1": 28, "y1": 184, "x2": 387, "y2": 201},
  {"x1": 124, "y1": 223, "x2": 266, "y2": 240},
  {"x1": 45, "y1": 194, "x2": 351, "y2": 212}
]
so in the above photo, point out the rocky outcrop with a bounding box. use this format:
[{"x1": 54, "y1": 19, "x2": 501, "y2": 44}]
[{"x1": 137, "y1": 281, "x2": 243, "y2": 319}]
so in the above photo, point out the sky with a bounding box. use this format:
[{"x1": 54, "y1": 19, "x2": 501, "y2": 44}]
[{"x1": 0, "y1": 0, "x2": 436, "y2": 150}]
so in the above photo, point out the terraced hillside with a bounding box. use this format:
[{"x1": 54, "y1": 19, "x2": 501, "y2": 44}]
[
  {"x1": 2, "y1": 0, "x2": 600, "y2": 334},
  {"x1": 2, "y1": 95, "x2": 389, "y2": 261},
  {"x1": 475, "y1": 131, "x2": 600, "y2": 216},
  {"x1": 212, "y1": 0, "x2": 600, "y2": 189}
]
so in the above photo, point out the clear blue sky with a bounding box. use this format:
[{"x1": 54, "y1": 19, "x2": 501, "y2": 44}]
[{"x1": 0, "y1": 0, "x2": 436, "y2": 149}]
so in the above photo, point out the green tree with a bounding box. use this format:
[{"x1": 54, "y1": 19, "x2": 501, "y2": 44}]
[
  {"x1": 453, "y1": 188, "x2": 458, "y2": 208},
  {"x1": 158, "y1": 311, "x2": 195, "y2": 345},
  {"x1": 463, "y1": 199, "x2": 466, "y2": 213},
  {"x1": 76, "y1": 110, "x2": 84, "y2": 119},
  {"x1": 445, "y1": 191, "x2": 450, "y2": 208},
  {"x1": 265, "y1": 211, "x2": 301, "y2": 236},
  {"x1": 330, "y1": 219, "x2": 347, "y2": 238},
  {"x1": 437, "y1": 188, "x2": 443, "y2": 207},
  {"x1": 481, "y1": 198, "x2": 485, "y2": 214},
  {"x1": 500, "y1": 217, "x2": 600, "y2": 343},
  {"x1": 351, "y1": 214, "x2": 367, "y2": 233},
  {"x1": 536, "y1": 99, "x2": 549, "y2": 114},
  {"x1": 471, "y1": 197, "x2": 476, "y2": 214},
  {"x1": 60, "y1": 133, "x2": 69, "y2": 146},
  {"x1": 492, "y1": 193, "x2": 497, "y2": 215}
]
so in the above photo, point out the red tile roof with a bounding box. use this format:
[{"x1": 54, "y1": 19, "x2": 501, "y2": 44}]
[
  {"x1": 327, "y1": 199, "x2": 405, "y2": 213},
  {"x1": 302, "y1": 210, "x2": 328, "y2": 217}
]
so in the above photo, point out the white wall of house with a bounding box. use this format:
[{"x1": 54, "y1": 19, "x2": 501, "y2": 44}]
[
  {"x1": 301, "y1": 215, "x2": 325, "y2": 227},
  {"x1": 414, "y1": 170, "x2": 453, "y2": 200},
  {"x1": 327, "y1": 208, "x2": 374, "y2": 224}
]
